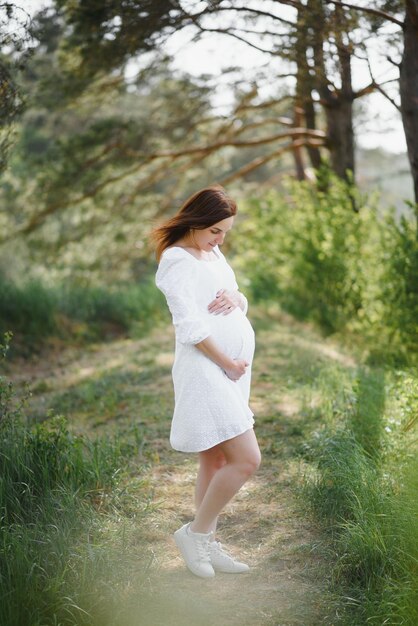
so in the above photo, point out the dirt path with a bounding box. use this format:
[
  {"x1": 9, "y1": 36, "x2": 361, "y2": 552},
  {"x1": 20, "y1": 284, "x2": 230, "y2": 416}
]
[
  {"x1": 136, "y1": 458, "x2": 325, "y2": 626},
  {"x1": 7, "y1": 308, "x2": 356, "y2": 625}
]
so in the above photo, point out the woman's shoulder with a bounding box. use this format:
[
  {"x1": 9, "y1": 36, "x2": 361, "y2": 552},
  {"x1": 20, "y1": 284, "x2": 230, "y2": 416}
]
[
  {"x1": 156, "y1": 246, "x2": 195, "y2": 284},
  {"x1": 160, "y1": 246, "x2": 193, "y2": 261},
  {"x1": 156, "y1": 248, "x2": 200, "y2": 294}
]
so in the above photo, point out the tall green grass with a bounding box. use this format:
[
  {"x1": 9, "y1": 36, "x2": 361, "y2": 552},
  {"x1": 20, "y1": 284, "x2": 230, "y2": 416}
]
[
  {"x1": 0, "y1": 334, "x2": 151, "y2": 625},
  {"x1": 0, "y1": 276, "x2": 167, "y2": 351},
  {"x1": 0, "y1": 279, "x2": 57, "y2": 339},
  {"x1": 301, "y1": 366, "x2": 418, "y2": 625}
]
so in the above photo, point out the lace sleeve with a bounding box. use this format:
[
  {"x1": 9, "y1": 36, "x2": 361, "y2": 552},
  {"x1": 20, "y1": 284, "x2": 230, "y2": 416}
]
[{"x1": 155, "y1": 250, "x2": 210, "y2": 345}]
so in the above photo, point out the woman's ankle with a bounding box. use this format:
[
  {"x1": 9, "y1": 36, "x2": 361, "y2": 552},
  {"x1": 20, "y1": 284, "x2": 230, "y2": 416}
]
[{"x1": 190, "y1": 520, "x2": 212, "y2": 535}]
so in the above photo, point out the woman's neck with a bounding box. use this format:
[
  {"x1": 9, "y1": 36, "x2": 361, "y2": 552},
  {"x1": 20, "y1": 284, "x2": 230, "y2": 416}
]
[{"x1": 173, "y1": 239, "x2": 215, "y2": 261}]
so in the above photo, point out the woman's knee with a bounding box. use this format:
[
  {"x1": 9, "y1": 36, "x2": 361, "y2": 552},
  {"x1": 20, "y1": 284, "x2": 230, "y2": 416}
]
[
  {"x1": 236, "y1": 450, "x2": 261, "y2": 478},
  {"x1": 221, "y1": 432, "x2": 261, "y2": 476},
  {"x1": 247, "y1": 449, "x2": 262, "y2": 474}
]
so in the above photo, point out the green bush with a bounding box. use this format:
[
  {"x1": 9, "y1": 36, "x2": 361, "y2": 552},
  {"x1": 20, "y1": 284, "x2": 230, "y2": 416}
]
[
  {"x1": 0, "y1": 276, "x2": 167, "y2": 348},
  {"x1": 57, "y1": 279, "x2": 166, "y2": 337},
  {"x1": 0, "y1": 334, "x2": 148, "y2": 626},
  {"x1": 233, "y1": 174, "x2": 418, "y2": 363},
  {"x1": 356, "y1": 212, "x2": 418, "y2": 364},
  {"x1": 0, "y1": 277, "x2": 57, "y2": 339},
  {"x1": 234, "y1": 174, "x2": 367, "y2": 332}
]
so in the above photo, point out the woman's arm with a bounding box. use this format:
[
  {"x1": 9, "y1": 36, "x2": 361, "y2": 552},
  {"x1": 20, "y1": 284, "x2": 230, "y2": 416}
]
[{"x1": 195, "y1": 336, "x2": 248, "y2": 381}]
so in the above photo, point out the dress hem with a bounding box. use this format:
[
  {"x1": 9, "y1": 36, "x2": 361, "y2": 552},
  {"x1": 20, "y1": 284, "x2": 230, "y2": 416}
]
[{"x1": 170, "y1": 421, "x2": 255, "y2": 454}]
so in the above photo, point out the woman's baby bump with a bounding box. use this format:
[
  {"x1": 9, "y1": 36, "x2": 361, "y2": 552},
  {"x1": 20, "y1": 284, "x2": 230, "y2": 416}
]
[{"x1": 205, "y1": 308, "x2": 254, "y2": 361}]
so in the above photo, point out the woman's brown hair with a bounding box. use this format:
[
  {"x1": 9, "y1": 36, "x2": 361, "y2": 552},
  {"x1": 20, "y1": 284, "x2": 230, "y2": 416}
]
[{"x1": 151, "y1": 185, "x2": 237, "y2": 261}]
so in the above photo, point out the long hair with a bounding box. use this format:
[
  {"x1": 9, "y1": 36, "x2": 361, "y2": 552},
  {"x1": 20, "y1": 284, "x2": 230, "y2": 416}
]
[{"x1": 151, "y1": 185, "x2": 237, "y2": 261}]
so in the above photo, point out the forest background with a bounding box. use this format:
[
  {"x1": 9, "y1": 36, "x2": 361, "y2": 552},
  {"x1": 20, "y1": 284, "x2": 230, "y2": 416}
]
[
  {"x1": 0, "y1": 0, "x2": 417, "y2": 360},
  {"x1": 0, "y1": 2, "x2": 417, "y2": 626}
]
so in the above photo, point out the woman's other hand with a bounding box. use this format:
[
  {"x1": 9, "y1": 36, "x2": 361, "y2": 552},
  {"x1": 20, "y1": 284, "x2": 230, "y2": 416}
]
[
  {"x1": 224, "y1": 359, "x2": 249, "y2": 381},
  {"x1": 208, "y1": 289, "x2": 241, "y2": 315},
  {"x1": 195, "y1": 337, "x2": 249, "y2": 381}
]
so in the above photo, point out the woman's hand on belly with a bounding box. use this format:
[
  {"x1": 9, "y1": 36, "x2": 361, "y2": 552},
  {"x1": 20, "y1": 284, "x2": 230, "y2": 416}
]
[
  {"x1": 224, "y1": 359, "x2": 249, "y2": 381},
  {"x1": 194, "y1": 337, "x2": 248, "y2": 381},
  {"x1": 207, "y1": 288, "x2": 243, "y2": 315}
]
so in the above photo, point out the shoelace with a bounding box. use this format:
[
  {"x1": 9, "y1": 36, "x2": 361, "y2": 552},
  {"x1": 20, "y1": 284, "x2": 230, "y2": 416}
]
[
  {"x1": 193, "y1": 535, "x2": 211, "y2": 562},
  {"x1": 211, "y1": 541, "x2": 231, "y2": 559}
]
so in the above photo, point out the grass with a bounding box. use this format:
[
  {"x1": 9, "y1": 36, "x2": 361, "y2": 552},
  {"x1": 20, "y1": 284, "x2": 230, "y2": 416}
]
[
  {"x1": 2, "y1": 303, "x2": 417, "y2": 625},
  {"x1": 0, "y1": 335, "x2": 155, "y2": 626},
  {"x1": 0, "y1": 414, "x2": 153, "y2": 626},
  {"x1": 0, "y1": 276, "x2": 168, "y2": 355},
  {"x1": 301, "y1": 364, "x2": 418, "y2": 625},
  {"x1": 3, "y1": 305, "x2": 345, "y2": 625}
]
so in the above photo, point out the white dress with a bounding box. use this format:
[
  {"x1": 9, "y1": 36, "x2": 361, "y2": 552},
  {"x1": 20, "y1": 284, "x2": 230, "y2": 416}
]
[{"x1": 155, "y1": 245, "x2": 255, "y2": 452}]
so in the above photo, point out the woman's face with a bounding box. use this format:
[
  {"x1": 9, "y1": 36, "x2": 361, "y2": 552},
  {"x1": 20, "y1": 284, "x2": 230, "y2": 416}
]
[{"x1": 192, "y1": 216, "x2": 234, "y2": 252}]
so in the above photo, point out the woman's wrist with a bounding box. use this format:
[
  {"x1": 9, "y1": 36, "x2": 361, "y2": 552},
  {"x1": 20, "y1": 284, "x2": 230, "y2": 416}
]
[
  {"x1": 218, "y1": 355, "x2": 235, "y2": 370},
  {"x1": 195, "y1": 336, "x2": 234, "y2": 370}
]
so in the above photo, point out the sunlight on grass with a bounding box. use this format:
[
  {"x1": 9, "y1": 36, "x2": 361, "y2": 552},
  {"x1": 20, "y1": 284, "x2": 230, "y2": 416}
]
[{"x1": 6, "y1": 305, "x2": 413, "y2": 625}]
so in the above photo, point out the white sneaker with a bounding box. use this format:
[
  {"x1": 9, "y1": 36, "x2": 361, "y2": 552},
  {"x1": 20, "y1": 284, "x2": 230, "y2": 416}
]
[
  {"x1": 209, "y1": 540, "x2": 250, "y2": 573},
  {"x1": 173, "y1": 523, "x2": 215, "y2": 578}
]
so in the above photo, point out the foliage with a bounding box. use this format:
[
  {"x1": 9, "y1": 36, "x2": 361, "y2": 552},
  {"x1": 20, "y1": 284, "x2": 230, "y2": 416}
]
[
  {"x1": 234, "y1": 173, "x2": 368, "y2": 331},
  {"x1": 56, "y1": 279, "x2": 167, "y2": 335},
  {"x1": 0, "y1": 1, "x2": 411, "y2": 281},
  {"x1": 0, "y1": 334, "x2": 151, "y2": 626},
  {"x1": 0, "y1": 277, "x2": 57, "y2": 340},
  {"x1": 233, "y1": 174, "x2": 418, "y2": 363},
  {"x1": 0, "y1": 4, "x2": 33, "y2": 172},
  {"x1": 362, "y1": 212, "x2": 418, "y2": 363},
  {"x1": 0, "y1": 275, "x2": 167, "y2": 352},
  {"x1": 0, "y1": 5, "x2": 217, "y2": 278},
  {"x1": 301, "y1": 365, "x2": 418, "y2": 625},
  {"x1": 55, "y1": 0, "x2": 179, "y2": 82}
]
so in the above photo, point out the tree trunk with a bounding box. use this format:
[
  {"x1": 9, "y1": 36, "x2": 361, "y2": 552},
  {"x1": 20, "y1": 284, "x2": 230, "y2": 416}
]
[
  {"x1": 295, "y1": 6, "x2": 323, "y2": 171},
  {"x1": 324, "y1": 94, "x2": 355, "y2": 180},
  {"x1": 309, "y1": 0, "x2": 355, "y2": 181},
  {"x1": 316, "y1": 90, "x2": 355, "y2": 181},
  {"x1": 304, "y1": 96, "x2": 323, "y2": 170},
  {"x1": 330, "y1": 4, "x2": 355, "y2": 179},
  {"x1": 400, "y1": 0, "x2": 418, "y2": 216},
  {"x1": 292, "y1": 106, "x2": 307, "y2": 180}
]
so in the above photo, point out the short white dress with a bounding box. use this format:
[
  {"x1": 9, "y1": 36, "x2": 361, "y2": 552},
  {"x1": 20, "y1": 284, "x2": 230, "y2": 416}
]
[{"x1": 155, "y1": 245, "x2": 255, "y2": 452}]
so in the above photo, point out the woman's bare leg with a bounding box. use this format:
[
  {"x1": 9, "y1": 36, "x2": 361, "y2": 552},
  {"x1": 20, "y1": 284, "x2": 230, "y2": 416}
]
[
  {"x1": 190, "y1": 429, "x2": 261, "y2": 534},
  {"x1": 195, "y1": 448, "x2": 227, "y2": 534}
]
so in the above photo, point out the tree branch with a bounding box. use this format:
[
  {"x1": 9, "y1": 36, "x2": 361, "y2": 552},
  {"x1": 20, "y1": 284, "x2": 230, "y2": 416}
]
[
  {"x1": 0, "y1": 161, "x2": 147, "y2": 243},
  {"x1": 0, "y1": 124, "x2": 326, "y2": 243},
  {"x1": 191, "y1": 25, "x2": 278, "y2": 55},
  {"x1": 219, "y1": 138, "x2": 325, "y2": 185},
  {"x1": 190, "y1": 4, "x2": 297, "y2": 27},
  {"x1": 234, "y1": 117, "x2": 295, "y2": 135},
  {"x1": 373, "y1": 84, "x2": 401, "y2": 112},
  {"x1": 217, "y1": 26, "x2": 291, "y2": 38},
  {"x1": 236, "y1": 95, "x2": 294, "y2": 112},
  {"x1": 125, "y1": 128, "x2": 326, "y2": 160},
  {"x1": 363, "y1": 56, "x2": 401, "y2": 111},
  {"x1": 325, "y1": 0, "x2": 403, "y2": 28}
]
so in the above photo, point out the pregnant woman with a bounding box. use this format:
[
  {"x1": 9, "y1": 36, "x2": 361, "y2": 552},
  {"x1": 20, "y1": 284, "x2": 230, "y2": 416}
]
[{"x1": 152, "y1": 185, "x2": 261, "y2": 579}]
